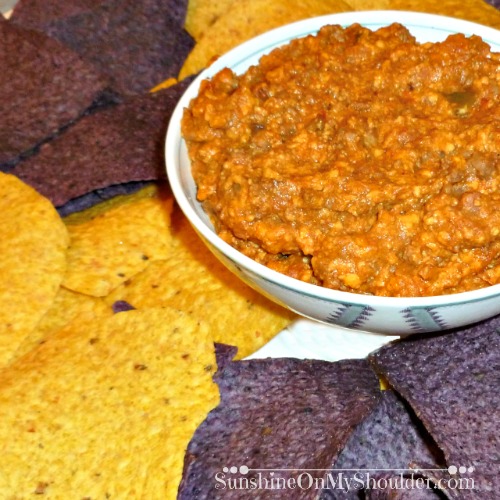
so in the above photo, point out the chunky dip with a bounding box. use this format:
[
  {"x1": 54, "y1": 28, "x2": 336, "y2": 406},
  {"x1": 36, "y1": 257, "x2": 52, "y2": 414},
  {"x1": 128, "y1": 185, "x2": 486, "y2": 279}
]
[{"x1": 181, "y1": 23, "x2": 500, "y2": 297}]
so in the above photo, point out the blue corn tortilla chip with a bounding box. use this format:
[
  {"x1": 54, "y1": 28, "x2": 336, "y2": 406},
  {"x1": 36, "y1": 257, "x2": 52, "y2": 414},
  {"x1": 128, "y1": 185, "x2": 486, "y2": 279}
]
[
  {"x1": 0, "y1": 16, "x2": 110, "y2": 168},
  {"x1": 178, "y1": 344, "x2": 381, "y2": 499},
  {"x1": 11, "y1": 0, "x2": 190, "y2": 31},
  {"x1": 10, "y1": 0, "x2": 98, "y2": 25},
  {"x1": 321, "y1": 390, "x2": 445, "y2": 499},
  {"x1": 369, "y1": 316, "x2": 500, "y2": 499},
  {"x1": 11, "y1": 78, "x2": 193, "y2": 207},
  {"x1": 365, "y1": 477, "x2": 447, "y2": 500},
  {"x1": 57, "y1": 181, "x2": 154, "y2": 217},
  {"x1": 12, "y1": 0, "x2": 193, "y2": 96}
]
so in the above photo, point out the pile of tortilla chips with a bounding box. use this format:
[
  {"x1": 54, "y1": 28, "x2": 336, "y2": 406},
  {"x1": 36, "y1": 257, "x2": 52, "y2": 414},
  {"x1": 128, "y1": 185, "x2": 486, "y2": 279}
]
[
  {"x1": 1, "y1": 0, "x2": 500, "y2": 497},
  {"x1": 177, "y1": 320, "x2": 499, "y2": 498},
  {"x1": 0, "y1": 177, "x2": 294, "y2": 498}
]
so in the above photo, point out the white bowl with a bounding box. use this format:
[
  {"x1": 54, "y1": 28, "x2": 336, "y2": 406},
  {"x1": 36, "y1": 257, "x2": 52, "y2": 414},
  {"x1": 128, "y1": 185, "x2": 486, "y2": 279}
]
[{"x1": 166, "y1": 11, "x2": 500, "y2": 335}]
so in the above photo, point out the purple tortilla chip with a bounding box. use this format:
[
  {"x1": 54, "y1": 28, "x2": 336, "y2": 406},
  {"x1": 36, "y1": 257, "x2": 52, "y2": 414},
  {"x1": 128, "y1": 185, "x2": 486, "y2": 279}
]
[
  {"x1": 10, "y1": 0, "x2": 99, "y2": 26},
  {"x1": 321, "y1": 390, "x2": 444, "y2": 499},
  {"x1": 11, "y1": 0, "x2": 190, "y2": 31},
  {"x1": 369, "y1": 316, "x2": 500, "y2": 499},
  {"x1": 11, "y1": 78, "x2": 193, "y2": 207},
  {"x1": 178, "y1": 344, "x2": 381, "y2": 499},
  {"x1": 0, "y1": 16, "x2": 109, "y2": 167},
  {"x1": 13, "y1": 0, "x2": 193, "y2": 96},
  {"x1": 57, "y1": 181, "x2": 154, "y2": 217},
  {"x1": 365, "y1": 476, "x2": 446, "y2": 500}
]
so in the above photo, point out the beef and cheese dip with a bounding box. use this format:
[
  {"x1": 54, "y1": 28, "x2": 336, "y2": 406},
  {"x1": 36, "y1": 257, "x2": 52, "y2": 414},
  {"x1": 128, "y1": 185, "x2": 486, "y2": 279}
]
[{"x1": 182, "y1": 23, "x2": 500, "y2": 297}]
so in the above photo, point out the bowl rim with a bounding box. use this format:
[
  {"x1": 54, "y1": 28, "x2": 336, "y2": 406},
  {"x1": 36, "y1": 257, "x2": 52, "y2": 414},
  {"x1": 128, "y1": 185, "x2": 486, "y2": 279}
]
[{"x1": 166, "y1": 10, "x2": 500, "y2": 308}]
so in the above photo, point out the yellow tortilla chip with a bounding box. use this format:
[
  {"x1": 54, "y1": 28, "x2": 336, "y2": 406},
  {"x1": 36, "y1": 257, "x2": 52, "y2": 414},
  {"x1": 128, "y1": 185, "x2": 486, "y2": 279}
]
[
  {"x1": 62, "y1": 185, "x2": 174, "y2": 297},
  {"x1": 12, "y1": 287, "x2": 113, "y2": 361},
  {"x1": 0, "y1": 173, "x2": 69, "y2": 367},
  {"x1": 345, "y1": 0, "x2": 500, "y2": 29},
  {"x1": 62, "y1": 183, "x2": 159, "y2": 225},
  {"x1": 342, "y1": 0, "x2": 391, "y2": 8},
  {"x1": 179, "y1": 0, "x2": 353, "y2": 79},
  {"x1": 105, "y1": 206, "x2": 296, "y2": 358},
  {"x1": 185, "y1": 0, "x2": 236, "y2": 40},
  {"x1": 150, "y1": 77, "x2": 178, "y2": 93},
  {"x1": 0, "y1": 307, "x2": 219, "y2": 499}
]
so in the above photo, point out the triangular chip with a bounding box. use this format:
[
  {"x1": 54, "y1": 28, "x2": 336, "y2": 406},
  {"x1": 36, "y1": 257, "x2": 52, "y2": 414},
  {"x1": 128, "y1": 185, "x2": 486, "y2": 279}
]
[
  {"x1": 178, "y1": 344, "x2": 381, "y2": 498},
  {"x1": 0, "y1": 307, "x2": 219, "y2": 498},
  {"x1": 327, "y1": 390, "x2": 445, "y2": 498}
]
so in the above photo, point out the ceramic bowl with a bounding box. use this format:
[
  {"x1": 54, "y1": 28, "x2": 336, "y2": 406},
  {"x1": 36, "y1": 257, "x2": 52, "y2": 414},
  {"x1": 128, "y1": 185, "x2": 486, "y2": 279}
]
[{"x1": 166, "y1": 11, "x2": 500, "y2": 335}]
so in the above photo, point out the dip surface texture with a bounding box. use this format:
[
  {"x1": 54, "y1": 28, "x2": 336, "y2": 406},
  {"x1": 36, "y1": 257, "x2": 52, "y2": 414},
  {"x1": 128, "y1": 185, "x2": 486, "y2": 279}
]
[{"x1": 182, "y1": 23, "x2": 500, "y2": 297}]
